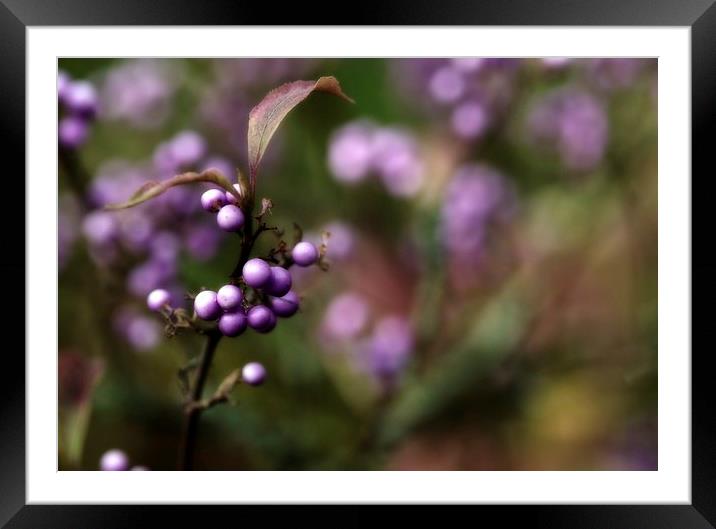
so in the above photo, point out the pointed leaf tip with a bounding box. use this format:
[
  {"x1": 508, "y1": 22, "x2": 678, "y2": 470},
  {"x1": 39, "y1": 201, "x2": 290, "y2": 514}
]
[{"x1": 247, "y1": 76, "x2": 354, "y2": 186}]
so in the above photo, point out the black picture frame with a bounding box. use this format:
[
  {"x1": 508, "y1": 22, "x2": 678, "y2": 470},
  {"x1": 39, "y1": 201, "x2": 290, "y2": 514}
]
[{"x1": 2, "y1": 1, "x2": 712, "y2": 526}]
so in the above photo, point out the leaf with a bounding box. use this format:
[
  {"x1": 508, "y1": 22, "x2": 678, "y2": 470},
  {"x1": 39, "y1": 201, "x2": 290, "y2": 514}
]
[
  {"x1": 247, "y1": 76, "x2": 354, "y2": 186},
  {"x1": 104, "y1": 168, "x2": 240, "y2": 210}
]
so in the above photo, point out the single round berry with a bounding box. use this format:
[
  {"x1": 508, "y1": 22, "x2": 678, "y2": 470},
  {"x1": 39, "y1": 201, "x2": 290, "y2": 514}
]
[
  {"x1": 194, "y1": 290, "x2": 222, "y2": 320},
  {"x1": 218, "y1": 310, "x2": 248, "y2": 337},
  {"x1": 225, "y1": 184, "x2": 242, "y2": 205},
  {"x1": 242, "y1": 362, "x2": 267, "y2": 386},
  {"x1": 65, "y1": 81, "x2": 98, "y2": 117},
  {"x1": 254, "y1": 310, "x2": 276, "y2": 334},
  {"x1": 216, "y1": 204, "x2": 245, "y2": 232},
  {"x1": 265, "y1": 266, "x2": 292, "y2": 297},
  {"x1": 292, "y1": 241, "x2": 319, "y2": 267},
  {"x1": 242, "y1": 258, "x2": 271, "y2": 289},
  {"x1": 247, "y1": 305, "x2": 274, "y2": 331},
  {"x1": 217, "y1": 284, "x2": 243, "y2": 311},
  {"x1": 201, "y1": 189, "x2": 227, "y2": 212},
  {"x1": 269, "y1": 290, "x2": 300, "y2": 318},
  {"x1": 58, "y1": 116, "x2": 89, "y2": 149},
  {"x1": 100, "y1": 449, "x2": 129, "y2": 471},
  {"x1": 146, "y1": 288, "x2": 171, "y2": 312}
]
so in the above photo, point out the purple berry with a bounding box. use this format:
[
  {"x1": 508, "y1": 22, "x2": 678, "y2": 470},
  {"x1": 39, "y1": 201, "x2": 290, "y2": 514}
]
[
  {"x1": 58, "y1": 71, "x2": 71, "y2": 104},
  {"x1": 292, "y1": 241, "x2": 318, "y2": 267},
  {"x1": 65, "y1": 81, "x2": 98, "y2": 117},
  {"x1": 194, "y1": 290, "x2": 221, "y2": 320},
  {"x1": 247, "y1": 305, "x2": 275, "y2": 331},
  {"x1": 242, "y1": 362, "x2": 266, "y2": 386},
  {"x1": 243, "y1": 258, "x2": 271, "y2": 288},
  {"x1": 201, "y1": 189, "x2": 227, "y2": 212},
  {"x1": 170, "y1": 130, "x2": 206, "y2": 167},
  {"x1": 100, "y1": 449, "x2": 129, "y2": 471},
  {"x1": 225, "y1": 184, "x2": 242, "y2": 205},
  {"x1": 217, "y1": 284, "x2": 243, "y2": 311},
  {"x1": 218, "y1": 310, "x2": 248, "y2": 337},
  {"x1": 146, "y1": 288, "x2": 171, "y2": 312},
  {"x1": 58, "y1": 116, "x2": 89, "y2": 149},
  {"x1": 269, "y1": 290, "x2": 299, "y2": 318},
  {"x1": 216, "y1": 204, "x2": 245, "y2": 232},
  {"x1": 265, "y1": 266, "x2": 292, "y2": 296}
]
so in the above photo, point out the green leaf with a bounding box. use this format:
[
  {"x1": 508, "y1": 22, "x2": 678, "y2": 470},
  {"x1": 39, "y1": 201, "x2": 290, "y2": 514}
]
[
  {"x1": 104, "y1": 168, "x2": 240, "y2": 210},
  {"x1": 247, "y1": 76, "x2": 354, "y2": 187}
]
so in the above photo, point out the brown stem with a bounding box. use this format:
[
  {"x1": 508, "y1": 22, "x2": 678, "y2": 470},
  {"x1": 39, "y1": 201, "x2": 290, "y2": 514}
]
[{"x1": 178, "y1": 330, "x2": 222, "y2": 470}]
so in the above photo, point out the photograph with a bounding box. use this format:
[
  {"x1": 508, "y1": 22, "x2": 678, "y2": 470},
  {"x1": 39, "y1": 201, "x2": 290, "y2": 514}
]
[{"x1": 57, "y1": 57, "x2": 658, "y2": 472}]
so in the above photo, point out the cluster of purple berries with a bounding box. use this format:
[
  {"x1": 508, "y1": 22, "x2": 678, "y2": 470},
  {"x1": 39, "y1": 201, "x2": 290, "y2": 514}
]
[{"x1": 58, "y1": 71, "x2": 98, "y2": 149}]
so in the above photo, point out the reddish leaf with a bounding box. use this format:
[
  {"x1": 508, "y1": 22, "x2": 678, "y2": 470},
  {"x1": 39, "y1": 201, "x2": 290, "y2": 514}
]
[
  {"x1": 247, "y1": 76, "x2": 354, "y2": 187},
  {"x1": 104, "y1": 168, "x2": 240, "y2": 210}
]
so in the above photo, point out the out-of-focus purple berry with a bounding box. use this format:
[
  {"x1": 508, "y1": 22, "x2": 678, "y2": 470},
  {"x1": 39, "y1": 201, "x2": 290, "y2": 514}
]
[
  {"x1": 100, "y1": 449, "x2": 129, "y2": 471},
  {"x1": 321, "y1": 292, "x2": 369, "y2": 341},
  {"x1": 292, "y1": 241, "x2": 318, "y2": 267},
  {"x1": 247, "y1": 305, "x2": 274, "y2": 331},
  {"x1": 150, "y1": 231, "x2": 180, "y2": 264},
  {"x1": 170, "y1": 130, "x2": 206, "y2": 167},
  {"x1": 242, "y1": 258, "x2": 271, "y2": 289},
  {"x1": 216, "y1": 204, "x2": 245, "y2": 232},
  {"x1": 152, "y1": 141, "x2": 179, "y2": 174},
  {"x1": 217, "y1": 284, "x2": 243, "y2": 311},
  {"x1": 146, "y1": 288, "x2": 171, "y2": 312},
  {"x1": 319, "y1": 221, "x2": 355, "y2": 261},
  {"x1": 369, "y1": 316, "x2": 414, "y2": 378},
  {"x1": 184, "y1": 223, "x2": 222, "y2": 262},
  {"x1": 82, "y1": 210, "x2": 117, "y2": 246},
  {"x1": 450, "y1": 58, "x2": 486, "y2": 73},
  {"x1": 557, "y1": 92, "x2": 608, "y2": 171},
  {"x1": 127, "y1": 259, "x2": 174, "y2": 298},
  {"x1": 65, "y1": 81, "x2": 98, "y2": 117},
  {"x1": 242, "y1": 362, "x2": 266, "y2": 386},
  {"x1": 202, "y1": 156, "x2": 235, "y2": 181},
  {"x1": 265, "y1": 266, "x2": 292, "y2": 297},
  {"x1": 327, "y1": 122, "x2": 375, "y2": 183},
  {"x1": 194, "y1": 290, "x2": 222, "y2": 320},
  {"x1": 201, "y1": 189, "x2": 227, "y2": 212},
  {"x1": 372, "y1": 129, "x2": 424, "y2": 197},
  {"x1": 428, "y1": 66, "x2": 465, "y2": 103},
  {"x1": 125, "y1": 315, "x2": 161, "y2": 351},
  {"x1": 268, "y1": 291, "x2": 299, "y2": 318},
  {"x1": 218, "y1": 310, "x2": 248, "y2": 337},
  {"x1": 451, "y1": 101, "x2": 489, "y2": 140},
  {"x1": 58, "y1": 71, "x2": 71, "y2": 104},
  {"x1": 58, "y1": 116, "x2": 89, "y2": 149}
]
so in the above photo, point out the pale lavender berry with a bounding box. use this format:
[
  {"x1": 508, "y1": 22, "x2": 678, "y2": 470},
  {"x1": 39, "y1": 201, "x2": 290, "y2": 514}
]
[
  {"x1": 242, "y1": 362, "x2": 266, "y2": 386},
  {"x1": 248, "y1": 305, "x2": 275, "y2": 332},
  {"x1": 58, "y1": 116, "x2": 89, "y2": 149},
  {"x1": 170, "y1": 130, "x2": 206, "y2": 167},
  {"x1": 225, "y1": 183, "x2": 242, "y2": 205},
  {"x1": 100, "y1": 449, "x2": 129, "y2": 471},
  {"x1": 58, "y1": 71, "x2": 71, "y2": 104},
  {"x1": 243, "y1": 258, "x2": 271, "y2": 288},
  {"x1": 146, "y1": 288, "x2": 171, "y2": 312},
  {"x1": 218, "y1": 310, "x2": 248, "y2": 337},
  {"x1": 194, "y1": 290, "x2": 221, "y2": 320},
  {"x1": 292, "y1": 241, "x2": 318, "y2": 267},
  {"x1": 428, "y1": 66, "x2": 465, "y2": 103},
  {"x1": 269, "y1": 290, "x2": 299, "y2": 318},
  {"x1": 217, "y1": 284, "x2": 243, "y2": 311},
  {"x1": 451, "y1": 101, "x2": 489, "y2": 140},
  {"x1": 201, "y1": 188, "x2": 227, "y2": 212},
  {"x1": 65, "y1": 81, "x2": 98, "y2": 117},
  {"x1": 216, "y1": 204, "x2": 245, "y2": 232},
  {"x1": 265, "y1": 266, "x2": 292, "y2": 297}
]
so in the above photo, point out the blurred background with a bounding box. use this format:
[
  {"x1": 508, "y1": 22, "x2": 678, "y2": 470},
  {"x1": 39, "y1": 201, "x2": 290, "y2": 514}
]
[{"x1": 58, "y1": 58, "x2": 657, "y2": 471}]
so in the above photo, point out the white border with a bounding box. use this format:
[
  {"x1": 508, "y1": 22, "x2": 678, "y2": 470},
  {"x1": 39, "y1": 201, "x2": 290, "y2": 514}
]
[{"x1": 28, "y1": 27, "x2": 690, "y2": 503}]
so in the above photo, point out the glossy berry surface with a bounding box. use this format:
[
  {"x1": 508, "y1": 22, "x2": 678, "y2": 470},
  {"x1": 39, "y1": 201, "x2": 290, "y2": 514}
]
[
  {"x1": 265, "y1": 266, "x2": 292, "y2": 297},
  {"x1": 218, "y1": 310, "x2": 248, "y2": 337},
  {"x1": 194, "y1": 290, "x2": 222, "y2": 320},
  {"x1": 292, "y1": 241, "x2": 319, "y2": 267},
  {"x1": 247, "y1": 305, "x2": 274, "y2": 331},
  {"x1": 253, "y1": 310, "x2": 276, "y2": 333},
  {"x1": 269, "y1": 291, "x2": 300, "y2": 318},
  {"x1": 242, "y1": 258, "x2": 271, "y2": 288},
  {"x1": 100, "y1": 449, "x2": 129, "y2": 471},
  {"x1": 217, "y1": 284, "x2": 243, "y2": 311},
  {"x1": 216, "y1": 204, "x2": 245, "y2": 232},
  {"x1": 200, "y1": 189, "x2": 227, "y2": 212},
  {"x1": 146, "y1": 288, "x2": 171, "y2": 312},
  {"x1": 242, "y1": 362, "x2": 267, "y2": 386}
]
